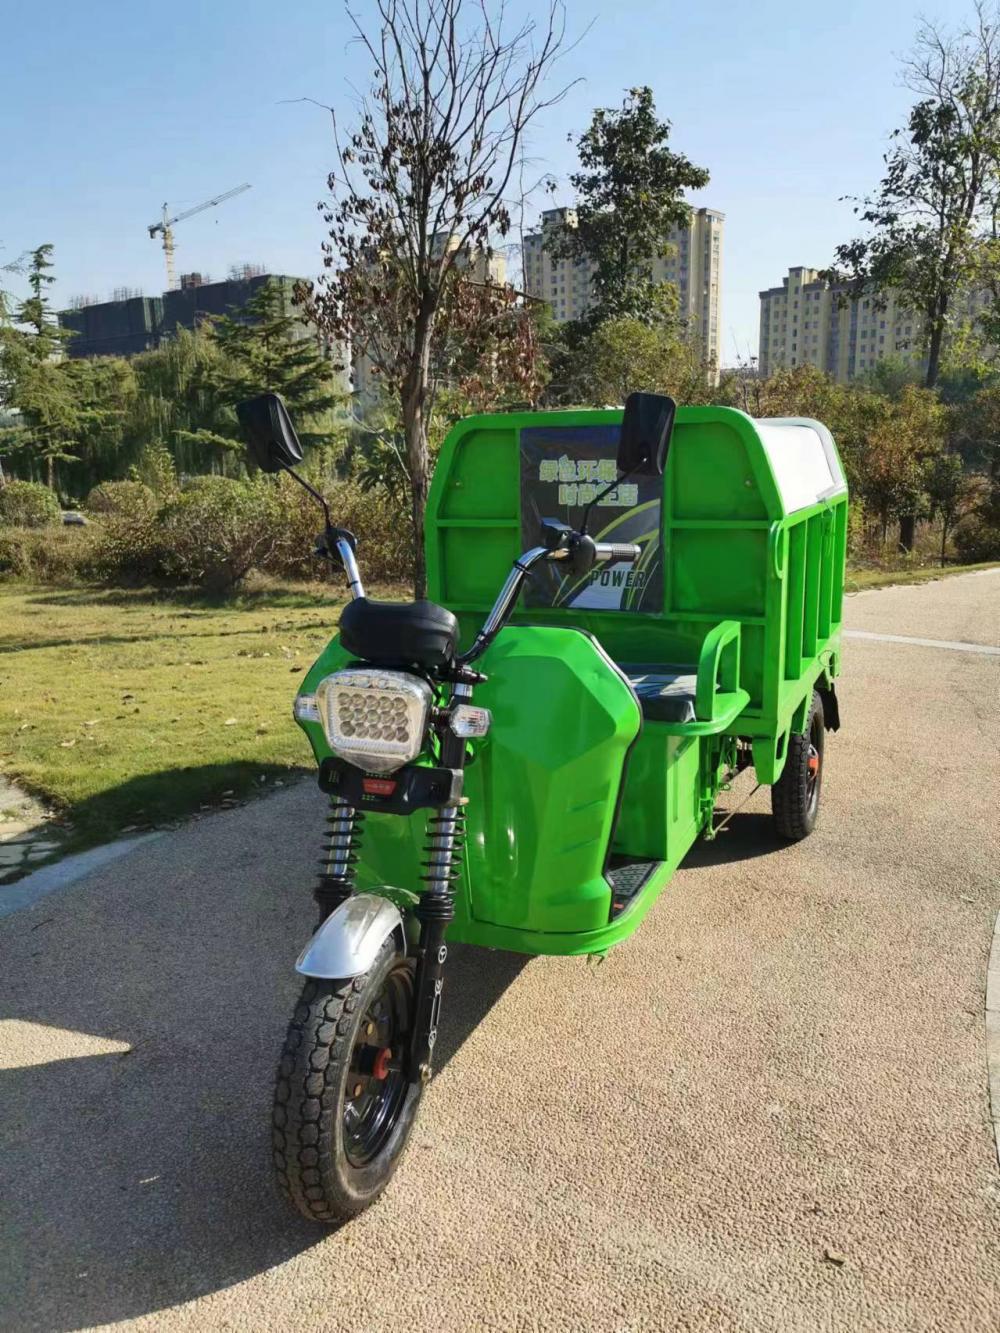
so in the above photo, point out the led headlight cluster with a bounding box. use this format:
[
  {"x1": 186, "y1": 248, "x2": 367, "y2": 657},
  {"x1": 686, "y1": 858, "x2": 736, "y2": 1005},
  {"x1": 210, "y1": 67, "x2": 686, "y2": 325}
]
[{"x1": 315, "y1": 668, "x2": 432, "y2": 774}]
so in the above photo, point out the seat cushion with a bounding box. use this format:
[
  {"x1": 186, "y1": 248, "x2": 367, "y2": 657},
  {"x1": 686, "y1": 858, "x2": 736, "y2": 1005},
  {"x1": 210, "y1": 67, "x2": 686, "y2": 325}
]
[
  {"x1": 339, "y1": 597, "x2": 459, "y2": 669},
  {"x1": 621, "y1": 664, "x2": 699, "y2": 724}
]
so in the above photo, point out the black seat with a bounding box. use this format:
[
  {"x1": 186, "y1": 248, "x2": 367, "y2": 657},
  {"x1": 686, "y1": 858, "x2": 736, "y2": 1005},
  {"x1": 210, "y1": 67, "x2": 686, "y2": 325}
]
[
  {"x1": 339, "y1": 597, "x2": 459, "y2": 669},
  {"x1": 622, "y1": 665, "x2": 700, "y2": 724}
]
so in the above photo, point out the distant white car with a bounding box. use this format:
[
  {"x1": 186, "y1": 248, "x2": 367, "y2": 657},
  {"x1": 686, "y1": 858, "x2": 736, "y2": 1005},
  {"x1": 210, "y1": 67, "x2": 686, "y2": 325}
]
[{"x1": 61, "y1": 511, "x2": 88, "y2": 526}]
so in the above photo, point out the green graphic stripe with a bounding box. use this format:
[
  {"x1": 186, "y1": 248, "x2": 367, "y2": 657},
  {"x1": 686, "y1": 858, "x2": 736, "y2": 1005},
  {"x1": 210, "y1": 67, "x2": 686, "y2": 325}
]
[
  {"x1": 624, "y1": 531, "x2": 660, "y2": 610},
  {"x1": 556, "y1": 529, "x2": 659, "y2": 606},
  {"x1": 553, "y1": 501, "x2": 661, "y2": 603}
]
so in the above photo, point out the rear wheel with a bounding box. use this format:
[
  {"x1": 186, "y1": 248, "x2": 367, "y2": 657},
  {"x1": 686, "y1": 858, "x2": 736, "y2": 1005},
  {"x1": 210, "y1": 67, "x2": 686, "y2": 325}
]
[
  {"x1": 771, "y1": 690, "x2": 824, "y2": 841},
  {"x1": 272, "y1": 938, "x2": 422, "y2": 1223}
]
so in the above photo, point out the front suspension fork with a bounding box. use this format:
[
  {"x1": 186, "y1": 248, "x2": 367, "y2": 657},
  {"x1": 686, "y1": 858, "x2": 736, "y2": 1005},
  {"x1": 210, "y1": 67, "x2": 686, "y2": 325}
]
[
  {"x1": 409, "y1": 801, "x2": 464, "y2": 1081},
  {"x1": 314, "y1": 796, "x2": 363, "y2": 923}
]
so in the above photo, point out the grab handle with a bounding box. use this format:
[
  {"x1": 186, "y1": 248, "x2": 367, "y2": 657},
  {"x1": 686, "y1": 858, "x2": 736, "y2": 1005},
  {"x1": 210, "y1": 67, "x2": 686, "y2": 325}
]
[{"x1": 593, "y1": 542, "x2": 641, "y2": 565}]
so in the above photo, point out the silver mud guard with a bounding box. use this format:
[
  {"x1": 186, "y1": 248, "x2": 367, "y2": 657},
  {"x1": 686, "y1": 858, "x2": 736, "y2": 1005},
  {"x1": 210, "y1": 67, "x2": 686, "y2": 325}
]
[{"x1": 295, "y1": 892, "x2": 405, "y2": 980}]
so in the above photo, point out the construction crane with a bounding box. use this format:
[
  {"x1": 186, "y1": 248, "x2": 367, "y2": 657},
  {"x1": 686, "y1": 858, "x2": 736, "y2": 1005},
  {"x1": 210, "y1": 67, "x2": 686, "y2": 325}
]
[{"x1": 148, "y1": 183, "x2": 252, "y2": 291}]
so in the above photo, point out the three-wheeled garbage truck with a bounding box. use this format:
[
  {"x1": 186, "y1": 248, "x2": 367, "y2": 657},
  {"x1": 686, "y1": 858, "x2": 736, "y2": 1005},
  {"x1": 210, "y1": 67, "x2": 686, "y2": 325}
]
[{"x1": 238, "y1": 390, "x2": 849, "y2": 1222}]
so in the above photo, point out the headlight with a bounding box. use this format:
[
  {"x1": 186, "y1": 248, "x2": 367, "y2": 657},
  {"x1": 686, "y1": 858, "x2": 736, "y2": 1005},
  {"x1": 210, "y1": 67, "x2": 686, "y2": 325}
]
[{"x1": 315, "y1": 668, "x2": 433, "y2": 774}]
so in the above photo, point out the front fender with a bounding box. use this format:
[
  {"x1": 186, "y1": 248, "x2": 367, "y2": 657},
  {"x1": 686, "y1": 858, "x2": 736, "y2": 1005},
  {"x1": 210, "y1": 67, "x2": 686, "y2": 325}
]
[{"x1": 295, "y1": 892, "x2": 405, "y2": 980}]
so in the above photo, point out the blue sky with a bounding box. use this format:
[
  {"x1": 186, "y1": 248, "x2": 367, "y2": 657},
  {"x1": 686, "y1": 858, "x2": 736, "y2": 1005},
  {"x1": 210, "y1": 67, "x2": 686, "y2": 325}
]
[{"x1": 1, "y1": 0, "x2": 976, "y2": 363}]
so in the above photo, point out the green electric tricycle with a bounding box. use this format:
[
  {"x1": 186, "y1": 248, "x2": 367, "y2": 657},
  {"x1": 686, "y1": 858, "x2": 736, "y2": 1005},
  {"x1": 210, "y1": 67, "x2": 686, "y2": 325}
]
[{"x1": 238, "y1": 390, "x2": 848, "y2": 1223}]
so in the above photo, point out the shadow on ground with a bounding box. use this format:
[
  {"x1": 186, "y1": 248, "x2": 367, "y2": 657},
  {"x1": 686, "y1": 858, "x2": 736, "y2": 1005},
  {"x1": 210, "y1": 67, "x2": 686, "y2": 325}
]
[
  {"x1": 682, "y1": 810, "x2": 791, "y2": 869},
  {"x1": 53, "y1": 762, "x2": 309, "y2": 851},
  {"x1": 0, "y1": 779, "x2": 526, "y2": 1331}
]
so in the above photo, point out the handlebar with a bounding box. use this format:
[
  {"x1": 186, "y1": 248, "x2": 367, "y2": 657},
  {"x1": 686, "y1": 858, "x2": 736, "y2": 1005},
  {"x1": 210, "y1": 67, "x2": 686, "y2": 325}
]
[
  {"x1": 592, "y1": 541, "x2": 641, "y2": 565},
  {"x1": 324, "y1": 513, "x2": 640, "y2": 671},
  {"x1": 457, "y1": 532, "x2": 642, "y2": 667}
]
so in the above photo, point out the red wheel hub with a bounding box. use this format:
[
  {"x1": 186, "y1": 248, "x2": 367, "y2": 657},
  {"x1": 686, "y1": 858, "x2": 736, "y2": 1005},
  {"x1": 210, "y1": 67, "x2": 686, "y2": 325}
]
[{"x1": 373, "y1": 1046, "x2": 392, "y2": 1081}]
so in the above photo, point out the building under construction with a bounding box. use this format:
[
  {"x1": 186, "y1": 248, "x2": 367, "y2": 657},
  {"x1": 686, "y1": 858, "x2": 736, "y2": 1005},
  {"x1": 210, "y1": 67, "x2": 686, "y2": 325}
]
[{"x1": 58, "y1": 269, "x2": 302, "y2": 359}]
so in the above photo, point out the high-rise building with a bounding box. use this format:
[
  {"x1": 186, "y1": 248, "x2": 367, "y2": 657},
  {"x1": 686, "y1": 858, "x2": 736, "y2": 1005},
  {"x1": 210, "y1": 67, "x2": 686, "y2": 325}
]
[
  {"x1": 758, "y1": 265, "x2": 992, "y2": 383},
  {"x1": 521, "y1": 206, "x2": 724, "y2": 367}
]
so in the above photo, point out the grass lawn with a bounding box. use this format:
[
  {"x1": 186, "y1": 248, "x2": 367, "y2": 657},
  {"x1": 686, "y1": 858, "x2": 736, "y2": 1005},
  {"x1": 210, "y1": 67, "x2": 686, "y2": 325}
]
[
  {"x1": 844, "y1": 560, "x2": 999, "y2": 591},
  {"x1": 1, "y1": 560, "x2": 996, "y2": 856},
  {"x1": 0, "y1": 581, "x2": 362, "y2": 852}
]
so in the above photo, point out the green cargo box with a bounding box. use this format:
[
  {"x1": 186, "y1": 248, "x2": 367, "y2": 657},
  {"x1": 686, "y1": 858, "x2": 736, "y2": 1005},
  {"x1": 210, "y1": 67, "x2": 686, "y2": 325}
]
[{"x1": 298, "y1": 405, "x2": 847, "y2": 955}]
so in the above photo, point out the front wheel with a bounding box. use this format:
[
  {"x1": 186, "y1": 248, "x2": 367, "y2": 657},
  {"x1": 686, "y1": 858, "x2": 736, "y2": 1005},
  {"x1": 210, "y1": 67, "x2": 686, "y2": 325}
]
[
  {"x1": 272, "y1": 938, "x2": 422, "y2": 1223},
  {"x1": 771, "y1": 690, "x2": 825, "y2": 841}
]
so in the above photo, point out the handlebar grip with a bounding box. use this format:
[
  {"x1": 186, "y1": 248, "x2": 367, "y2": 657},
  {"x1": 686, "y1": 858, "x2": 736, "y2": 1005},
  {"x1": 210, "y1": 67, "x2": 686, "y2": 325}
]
[{"x1": 594, "y1": 542, "x2": 641, "y2": 565}]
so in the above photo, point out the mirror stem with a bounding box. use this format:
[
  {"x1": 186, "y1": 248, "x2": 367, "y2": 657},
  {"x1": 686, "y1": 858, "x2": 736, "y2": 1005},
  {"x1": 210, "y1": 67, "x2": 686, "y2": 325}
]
[
  {"x1": 580, "y1": 459, "x2": 642, "y2": 536},
  {"x1": 281, "y1": 462, "x2": 333, "y2": 532}
]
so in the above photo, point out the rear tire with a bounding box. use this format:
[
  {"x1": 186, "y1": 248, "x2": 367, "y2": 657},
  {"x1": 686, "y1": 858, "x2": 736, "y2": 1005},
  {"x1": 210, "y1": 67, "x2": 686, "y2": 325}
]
[
  {"x1": 771, "y1": 690, "x2": 825, "y2": 841},
  {"x1": 272, "y1": 938, "x2": 422, "y2": 1223}
]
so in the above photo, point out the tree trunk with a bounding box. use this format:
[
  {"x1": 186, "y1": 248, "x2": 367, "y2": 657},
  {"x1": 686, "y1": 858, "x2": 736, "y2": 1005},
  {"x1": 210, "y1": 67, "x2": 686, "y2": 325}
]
[
  {"x1": 898, "y1": 514, "x2": 916, "y2": 553},
  {"x1": 924, "y1": 331, "x2": 943, "y2": 390},
  {"x1": 401, "y1": 300, "x2": 435, "y2": 599},
  {"x1": 46, "y1": 455, "x2": 55, "y2": 490},
  {"x1": 940, "y1": 518, "x2": 949, "y2": 568},
  {"x1": 403, "y1": 402, "x2": 429, "y2": 599}
]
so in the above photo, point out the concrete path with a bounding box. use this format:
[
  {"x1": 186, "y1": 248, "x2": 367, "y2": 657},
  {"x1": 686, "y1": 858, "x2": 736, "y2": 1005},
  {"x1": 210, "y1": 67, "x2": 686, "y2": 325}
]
[
  {"x1": 1, "y1": 572, "x2": 998, "y2": 1332},
  {"x1": 0, "y1": 775, "x2": 64, "y2": 885}
]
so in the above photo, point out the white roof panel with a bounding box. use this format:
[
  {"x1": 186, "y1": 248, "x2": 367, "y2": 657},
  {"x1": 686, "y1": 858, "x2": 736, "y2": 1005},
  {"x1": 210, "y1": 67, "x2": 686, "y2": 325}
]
[{"x1": 754, "y1": 417, "x2": 847, "y2": 514}]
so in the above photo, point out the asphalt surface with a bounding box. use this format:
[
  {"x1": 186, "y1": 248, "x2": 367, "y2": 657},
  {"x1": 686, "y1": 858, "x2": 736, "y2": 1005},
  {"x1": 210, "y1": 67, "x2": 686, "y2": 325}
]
[{"x1": 2, "y1": 571, "x2": 999, "y2": 1332}]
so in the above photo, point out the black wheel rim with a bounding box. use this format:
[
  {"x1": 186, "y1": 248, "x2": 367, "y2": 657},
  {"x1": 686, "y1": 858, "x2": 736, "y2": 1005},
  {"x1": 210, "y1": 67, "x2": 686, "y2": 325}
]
[
  {"x1": 343, "y1": 964, "x2": 412, "y2": 1168},
  {"x1": 806, "y1": 713, "x2": 823, "y2": 814}
]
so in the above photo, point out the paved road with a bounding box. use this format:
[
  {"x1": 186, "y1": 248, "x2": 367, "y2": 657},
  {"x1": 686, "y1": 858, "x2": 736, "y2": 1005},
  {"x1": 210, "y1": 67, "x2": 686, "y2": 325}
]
[{"x1": 2, "y1": 572, "x2": 999, "y2": 1332}]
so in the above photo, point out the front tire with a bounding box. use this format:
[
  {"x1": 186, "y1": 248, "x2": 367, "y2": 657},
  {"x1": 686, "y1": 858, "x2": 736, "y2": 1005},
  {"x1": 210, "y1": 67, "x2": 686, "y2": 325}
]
[
  {"x1": 771, "y1": 690, "x2": 825, "y2": 841},
  {"x1": 272, "y1": 938, "x2": 422, "y2": 1223}
]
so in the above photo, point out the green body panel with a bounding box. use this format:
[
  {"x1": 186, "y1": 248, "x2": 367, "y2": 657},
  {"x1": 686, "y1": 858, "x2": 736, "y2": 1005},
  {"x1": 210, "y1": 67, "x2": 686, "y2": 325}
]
[
  {"x1": 460, "y1": 626, "x2": 640, "y2": 935},
  {"x1": 425, "y1": 405, "x2": 847, "y2": 781},
  {"x1": 295, "y1": 403, "x2": 848, "y2": 957},
  {"x1": 297, "y1": 625, "x2": 643, "y2": 948}
]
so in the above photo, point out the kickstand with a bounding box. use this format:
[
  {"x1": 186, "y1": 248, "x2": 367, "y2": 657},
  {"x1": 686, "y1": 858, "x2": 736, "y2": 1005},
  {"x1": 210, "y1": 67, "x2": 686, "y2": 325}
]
[{"x1": 704, "y1": 782, "x2": 761, "y2": 841}]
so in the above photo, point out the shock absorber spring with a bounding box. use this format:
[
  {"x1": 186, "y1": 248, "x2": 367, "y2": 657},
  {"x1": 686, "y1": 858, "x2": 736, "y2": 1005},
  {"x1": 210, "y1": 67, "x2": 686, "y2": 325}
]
[
  {"x1": 410, "y1": 803, "x2": 466, "y2": 1080},
  {"x1": 419, "y1": 805, "x2": 466, "y2": 902},
  {"x1": 314, "y1": 796, "x2": 365, "y2": 921}
]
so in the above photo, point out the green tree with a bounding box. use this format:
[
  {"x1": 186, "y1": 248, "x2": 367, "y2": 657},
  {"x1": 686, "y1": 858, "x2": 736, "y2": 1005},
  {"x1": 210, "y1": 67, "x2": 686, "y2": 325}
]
[
  {"x1": 197, "y1": 280, "x2": 341, "y2": 451},
  {"x1": 854, "y1": 354, "x2": 924, "y2": 400},
  {"x1": 127, "y1": 326, "x2": 236, "y2": 476},
  {"x1": 828, "y1": 5, "x2": 1000, "y2": 391},
  {"x1": 560, "y1": 317, "x2": 711, "y2": 407},
  {"x1": 63, "y1": 355, "x2": 139, "y2": 495},
  {"x1": 550, "y1": 86, "x2": 710, "y2": 326},
  {"x1": 923, "y1": 448, "x2": 973, "y2": 563},
  {"x1": 0, "y1": 245, "x2": 80, "y2": 489}
]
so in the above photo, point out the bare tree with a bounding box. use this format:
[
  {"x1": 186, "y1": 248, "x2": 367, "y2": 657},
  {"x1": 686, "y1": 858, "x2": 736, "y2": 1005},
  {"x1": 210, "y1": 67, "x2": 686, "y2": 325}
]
[{"x1": 302, "y1": 0, "x2": 572, "y2": 596}]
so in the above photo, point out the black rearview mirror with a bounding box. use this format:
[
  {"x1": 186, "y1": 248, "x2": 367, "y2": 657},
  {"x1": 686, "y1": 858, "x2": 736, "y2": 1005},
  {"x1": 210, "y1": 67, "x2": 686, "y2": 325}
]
[
  {"x1": 236, "y1": 393, "x2": 304, "y2": 473},
  {"x1": 617, "y1": 392, "x2": 676, "y2": 476}
]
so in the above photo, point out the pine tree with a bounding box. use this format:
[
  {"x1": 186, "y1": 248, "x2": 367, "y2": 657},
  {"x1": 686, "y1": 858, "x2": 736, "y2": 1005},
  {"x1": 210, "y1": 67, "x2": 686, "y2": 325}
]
[
  {"x1": 0, "y1": 245, "x2": 80, "y2": 490},
  {"x1": 186, "y1": 280, "x2": 341, "y2": 454}
]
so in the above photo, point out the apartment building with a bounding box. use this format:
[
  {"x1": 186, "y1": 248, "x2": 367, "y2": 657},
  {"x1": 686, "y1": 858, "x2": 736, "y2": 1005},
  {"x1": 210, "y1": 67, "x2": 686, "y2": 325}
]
[
  {"x1": 521, "y1": 206, "x2": 724, "y2": 366},
  {"x1": 758, "y1": 265, "x2": 992, "y2": 382},
  {"x1": 59, "y1": 270, "x2": 304, "y2": 359}
]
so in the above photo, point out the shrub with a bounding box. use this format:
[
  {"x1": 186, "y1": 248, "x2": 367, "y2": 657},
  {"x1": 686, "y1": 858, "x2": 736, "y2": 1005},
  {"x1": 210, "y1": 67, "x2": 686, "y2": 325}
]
[
  {"x1": 85, "y1": 480, "x2": 157, "y2": 520},
  {"x1": 0, "y1": 525, "x2": 99, "y2": 581},
  {"x1": 84, "y1": 481, "x2": 165, "y2": 583},
  {"x1": 954, "y1": 517, "x2": 1000, "y2": 563},
  {"x1": 0, "y1": 480, "x2": 62, "y2": 528},
  {"x1": 0, "y1": 469, "x2": 414, "y2": 590},
  {"x1": 159, "y1": 475, "x2": 280, "y2": 591},
  {"x1": 91, "y1": 512, "x2": 166, "y2": 584},
  {"x1": 129, "y1": 441, "x2": 178, "y2": 498},
  {"x1": 266, "y1": 473, "x2": 412, "y2": 584}
]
